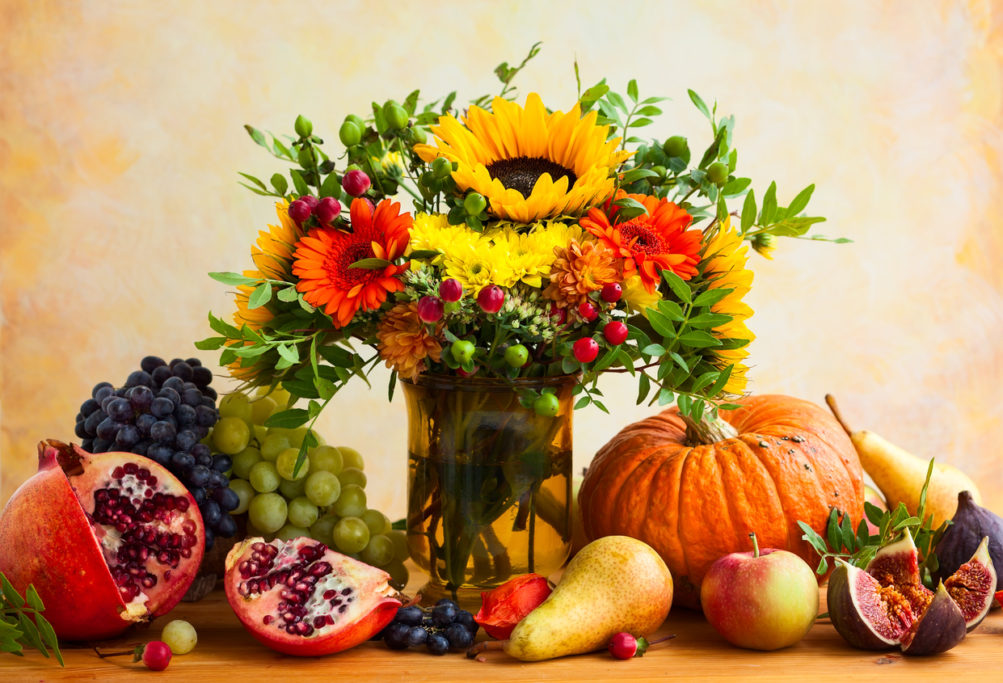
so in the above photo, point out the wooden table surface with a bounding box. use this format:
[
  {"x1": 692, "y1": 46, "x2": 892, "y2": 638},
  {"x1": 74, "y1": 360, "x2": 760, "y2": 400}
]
[{"x1": 2, "y1": 570, "x2": 1001, "y2": 682}]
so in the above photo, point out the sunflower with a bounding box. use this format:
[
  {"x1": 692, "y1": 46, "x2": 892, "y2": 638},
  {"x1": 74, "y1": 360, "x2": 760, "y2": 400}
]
[
  {"x1": 580, "y1": 191, "x2": 702, "y2": 293},
  {"x1": 701, "y1": 219, "x2": 755, "y2": 394},
  {"x1": 376, "y1": 302, "x2": 442, "y2": 380},
  {"x1": 543, "y1": 238, "x2": 620, "y2": 313},
  {"x1": 252, "y1": 200, "x2": 306, "y2": 281},
  {"x1": 415, "y1": 93, "x2": 631, "y2": 222},
  {"x1": 293, "y1": 198, "x2": 412, "y2": 328}
]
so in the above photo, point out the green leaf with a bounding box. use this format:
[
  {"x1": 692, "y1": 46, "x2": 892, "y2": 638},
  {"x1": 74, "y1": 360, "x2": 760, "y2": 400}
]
[
  {"x1": 636, "y1": 105, "x2": 662, "y2": 117},
  {"x1": 276, "y1": 343, "x2": 299, "y2": 364},
  {"x1": 194, "y1": 336, "x2": 226, "y2": 351},
  {"x1": 692, "y1": 288, "x2": 732, "y2": 308},
  {"x1": 657, "y1": 388, "x2": 674, "y2": 406},
  {"x1": 786, "y1": 183, "x2": 815, "y2": 216},
  {"x1": 646, "y1": 310, "x2": 676, "y2": 338},
  {"x1": 768, "y1": 216, "x2": 826, "y2": 237},
  {"x1": 270, "y1": 173, "x2": 289, "y2": 196},
  {"x1": 691, "y1": 371, "x2": 720, "y2": 393},
  {"x1": 629, "y1": 117, "x2": 654, "y2": 128},
  {"x1": 318, "y1": 344, "x2": 355, "y2": 367},
  {"x1": 722, "y1": 177, "x2": 751, "y2": 196},
  {"x1": 759, "y1": 181, "x2": 778, "y2": 225},
  {"x1": 661, "y1": 270, "x2": 692, "y2": 304},
  {"x1": 238, "y1": 172, "x2": 267, "y2": 191},
  {"x1": 244, "y1": 124, "x2": 268, "y2": 149},
  {"x1": 349, "y1": 258, "x2": 392, "y2": 270},
  {"x1": 688, "y1": 89, "x2": 711, "y2": 120},
  {"x1": 641, "y1": 343, "x2": 666, "y2": 357},
  {"x1": 840, "y1": 512, "x2": 856, "y2": 552},
  {"x1": 314, "y1": 377, "x2": 336, "y2": 401},
  {"x1": 277, "y1": 285, "x2": 299, "y2": 303},
  {"x1": 209, "y1": 271, "x2": 260, "y2": 287},
  {"x1": 289, "y1": 169, "x2": 309, "y2": 196},
  {"x1": 247, "y1": 282, "x2": 272, "y2": 310},
  {"x1": 612, "y1": 196, "x2": 648, "y2": 219},
  {"x1": 627, "y1": 79, "x2": 639, "y2": 102},
  {"x1": 676, "y1": 392, "x2": 692, "y2": 416},
  {"x1": 208, "y1": 312, "x2": 241, "y2": 338},
  {"x1": 687, "y1": 312, "x2": 731, "y2": 329},
  {"x1": 606, "y1": 91, "x2": 628, "y2": 113},
  {"x1": 677, "y1": 330, "x2": 722, "y2": 348},
  {"x1": 24, "y1": 585, "x2": 43, "y2": 612},
  {"x1": 620, "y1": 168, "x2": 659, "y2": 184},
  {"x1": 669, "y1": 352, "x2": 689, "y2": 372},
  {"x1": 656, "y1": 299, "x2": 685, "y2": 321},
  {"x1": 1, "y1": 575, "x2": 25, "y2": 608},
  {"x1": 16, "y1": 614, "x2": 44, "y2": 653},
  {"x1": 264, "y1": 408, "x2": 311, "y2": 429},
  {"x1": 826, "y1": 508, "x2": 842, "y2": 552},
  {"x1": 574, "y1": 396, "x2": 591, "y2": 410},
  {"x1": 705, "y1": 364, "x2": 733, "y2": 397},
  {"x1": 407, "y1": 249, "x2": 441, "y2": 260},
  {"x1": 740, "y1": 190, "x2": 757, "y2": 233},
  {"x1": 636, "y1": 373, "x2": 651, "y2": 405}
]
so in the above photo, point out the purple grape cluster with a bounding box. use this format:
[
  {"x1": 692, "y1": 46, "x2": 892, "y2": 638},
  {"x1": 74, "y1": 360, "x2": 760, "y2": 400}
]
[
  {"x1": 74, "y1": 355, "x2": 239, "y2": 548},
  {"x1": 381, "y1": 600, "x2": 478, "y2": 655}
]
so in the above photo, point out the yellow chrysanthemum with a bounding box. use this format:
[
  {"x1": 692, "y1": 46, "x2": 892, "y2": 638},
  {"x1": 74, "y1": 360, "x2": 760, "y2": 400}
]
[
  {"x1": 251, "y1": 200, "x2": 306, "y2": 281},
  {"x1": 415, "y1": 93, "x2": 631, "y2": 222},
  {"x1": 489, "y1": 220, "x2": 584, "y2": 288},
  {"x1": 621, "y1": 274, "x2": 662, "y2": 319},
  {"x1": 701, "y1": 219, "x2": 755, "y2": 394}
]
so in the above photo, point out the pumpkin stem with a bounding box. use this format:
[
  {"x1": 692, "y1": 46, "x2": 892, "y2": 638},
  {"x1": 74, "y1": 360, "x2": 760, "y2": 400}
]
[
  {"x1": 680, "y1": 410, "x2": 738, "y2": 445},
  {"x1": 824, "y1": 394, "x2": 853, "y2": 436}
]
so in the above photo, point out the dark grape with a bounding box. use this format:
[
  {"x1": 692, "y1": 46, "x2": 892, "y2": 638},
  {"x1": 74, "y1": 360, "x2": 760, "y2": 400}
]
[
  {"x1": 455, "y1": 610, "x2": 478, "y2": 635},
  {"x1": 151, "y1": 397, "x2": 174, "y2": 419},
  {"x1": 175, "y1": 429, "x2": 198, "y2": 452},
  {"x1": 115, "y1": 387, "x2": 129, "y2": 398},
  {"x1": 157, "y1": 387, "x2": 181, "y2": 407},
  {"x1": 92, "y1": 382, "x2": 114, "y2": 400},
  {"x1": 125, "y1": 370, "x2": 152, "y2": 388},
  {"x1": 444, "y1": 623, "x2": 473, "y2": 649},
  {"x1": 188, "y1": 465, "x2": 211, "y2": 488},
  {"x1": 203, "y1": 525, "x2": 214, "y2": 550},
  {"x1": 383, "y1": 623, "x2": 410, "y2": 650},
  {"x1": 151, "y1": 365, "x2": 172, "y2": 386},
  {"x1": 213, "y1": 486, "x2": 240, "y2": 511},
  {"x1": 80, "y1": 398, "x2": 100, "y2": 417},
  {"x1": 148, "y1": 445, "x2": 173, "y2": 467},
  {"x1": 106, "y1": 397, "x2": 133, "y2": 422},
  {"x1": 201, "y1": 499, "x2": 222, "y2": 528},
  {"x1": 83, "y1": 410, "x2": 105, "y2": 435},
  {"x1": 195, "y1": 405, "x2": 218, "y2": 427},
  {"x1": 181, "y1": 388, "x2": 202, "y2": 407},
  {"x1": 133, "y1": 440, "x2": 151, "y2": 456},
  {"x1": 136, "y1": 413, "x2": 157, "y2": 436},
  {"x1": 208, "y1": 470, "x2": 228, "y2": 488},
  {"x1": 74, "y1": 420, "x2": 88, "y2": 439},
  {"x1": 171, "y1": 362, "x2": 193, "y2": 381},
  {"x1": 150, "y1": 420, "x2": 176, "y2": 444},
  {"x1": 211, "y1": 454, "x2": 232, "y2": 472},
  {"x1": 81, "y1": 438, "x2": 94, "y2": 451},
  {"x1": 115, "y1": 424, "x2": 140, "y2": 449},
  {"x1": 169, "y1": 358, "x2": 184, "y2": 368},
  {"x1": 128, "y1": 385, "x2": 154, "y2": 412},
  {"x1": 192, "y1": 366, "x2": 213, "y2": 387},
  {"x1": 199, "y1": 397, "x2": 215, "y2": 408},
  {"x1": 395, "y1": 606, "x2": 423, "y2": 626},
  {"x1": 96, "y1": 418, "x2": 123, "y2": 441},
  {"x1": 175, "y1": 403, "x2": 197, "y2": 427},
  {"x1": 185, "y1": 357, "x2": 202, "y2": 367},
  {"x1": 100, "y1": 395, "x2": 117, "y2": 412},
  {"x1": 426, "y1": 633, "x2": 449, "y2": 655},
  {"x1": 216, "y1": 512, "x2": 237, "y2": 537},
  {"x1": 406, "y1": 626, "x2": 428, "y2": 648},
  {"x1": 202, "y1": 386, "x2": 217, "y2": 400},
  {"x1": 161, "y1": 376, "x2": 185, "y2": 393},
  {"x1": 141, "y1": 356, "x2": 166, "y2": 373},
  {"x1": 171, "y1": 451, "x2": 195, "y2": 470},
  {"x1": 92, "y1": 438, "x2": 111, "y2": 452},
  {"x1": 194, "y1": 425, "x2": 210, "y2": 440},
  {"x1": 190, "y1": 443, "x2": 211, "y2": 460},
  {"x1": 195, "y1": 450, "x2": 213, "y2": 468},
  {"x1": 431, "y1": 602, "x2": 457, "y2": 627}
]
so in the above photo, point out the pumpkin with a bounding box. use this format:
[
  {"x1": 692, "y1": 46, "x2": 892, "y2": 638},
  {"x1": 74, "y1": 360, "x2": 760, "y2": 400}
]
[{"x1": 579, "y1": 394, "x2": 863, "y2": 609}]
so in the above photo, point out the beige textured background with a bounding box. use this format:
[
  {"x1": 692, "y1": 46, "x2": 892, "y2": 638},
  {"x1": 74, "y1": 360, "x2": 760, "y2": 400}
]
[{"x1": 2, "y1": 0, "x2": 1001, "y2": 520}]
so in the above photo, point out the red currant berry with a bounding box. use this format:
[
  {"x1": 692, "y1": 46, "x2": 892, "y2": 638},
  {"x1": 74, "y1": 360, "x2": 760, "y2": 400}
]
[
  {"x1": 603, "y1": 320, "x2": 629, "y2": 345},
  {"x1": 549, "y1": 304, "x2": 567, "y2": 325},
  {"x1": 601, "y1": 282, "x2": 623, "y2": 303},
  {"x1": 477, "y1": 285, "x2": 505, "y2": 313},
  {"x1": 578, "y1": 301, "x2": 598, "y2": 322},
  {"x1": 439, "y1": 278, "x2": 463, "y2": 302},
  {"x1": 417, "y1": 295, "x2": 444, "y2": 323},
  {"x1": 287, "y1": 199, "x2": 312, "y2": 224},
  {"x1": 342, "y1": 169, "x2": 372, "y2": 197},
  {"x1": 572, "y1": 337, "x2": 599, "y2": 363},
  {"x1": 141, "y1": 641, "x2": 172, "y2": 671},
  {"x1": 314, "y1": 196, "x2": 341, "y2": 224},
  {"x1": 299, "y1": 195, "x2": 320, "y2": 211},
  {"x1": 608, "y1": 632, "x2": 638, "y2": 660}
]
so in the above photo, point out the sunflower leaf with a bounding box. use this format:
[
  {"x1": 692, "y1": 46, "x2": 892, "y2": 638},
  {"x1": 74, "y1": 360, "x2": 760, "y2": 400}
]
[{"x1": 349, "y1": 258, "x2": 392, "y2": 269}]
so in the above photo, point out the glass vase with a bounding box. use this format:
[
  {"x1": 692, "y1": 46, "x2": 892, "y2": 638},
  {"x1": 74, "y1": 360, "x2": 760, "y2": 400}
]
[{"x1": 401, "y1": 373, "x2": 576, "y2": 603}]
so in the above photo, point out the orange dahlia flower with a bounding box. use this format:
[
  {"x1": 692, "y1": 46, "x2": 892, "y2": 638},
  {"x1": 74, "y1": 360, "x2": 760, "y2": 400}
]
[
  {"x1": 292, "y1": 198, "x2": 412, "y2": 328},
  {"x1": 580, "y1": 191, "x2": 701, "y2": 293},
  {"x1": 543, "y1": 238, "x2": 619, "y2": 313},
  {"x1": 376, "y1": 302, "x2": 443, "y2": 380}
]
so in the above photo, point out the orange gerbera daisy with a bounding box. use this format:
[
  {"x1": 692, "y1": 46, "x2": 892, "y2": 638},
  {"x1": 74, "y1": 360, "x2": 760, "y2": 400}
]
[
  {"x1": 292, "y1": 198, "x2": 412, "y2": 328},
  {"x1": 580, "y1": 191, "x2": 701, "y2": 293}
]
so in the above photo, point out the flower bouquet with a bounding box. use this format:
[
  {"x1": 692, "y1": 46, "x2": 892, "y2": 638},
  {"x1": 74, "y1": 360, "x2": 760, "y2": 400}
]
[{"x1": 201, "y1": 43, "x2": 834, "y2": 597}]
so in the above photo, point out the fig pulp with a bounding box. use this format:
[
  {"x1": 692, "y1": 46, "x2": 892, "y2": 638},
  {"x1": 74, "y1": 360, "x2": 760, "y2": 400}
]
[
  {"x1": 934, "y1": 491, "x2": 1003, "y2": 593},
  {"x1": 899, "y1": 582, "x2": 967, "y2": 656}
]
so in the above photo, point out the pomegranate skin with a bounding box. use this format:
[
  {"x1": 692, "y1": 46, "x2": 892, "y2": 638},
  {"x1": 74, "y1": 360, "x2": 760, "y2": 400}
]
[{"x1": 0, "y1": 440, "x2": 204, "y2": 640}]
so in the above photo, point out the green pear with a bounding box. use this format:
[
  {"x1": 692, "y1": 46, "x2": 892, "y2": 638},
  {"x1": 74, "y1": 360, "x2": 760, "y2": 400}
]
[{"x1": 504, "y1": 535, "x2": 673, "y2": 661}]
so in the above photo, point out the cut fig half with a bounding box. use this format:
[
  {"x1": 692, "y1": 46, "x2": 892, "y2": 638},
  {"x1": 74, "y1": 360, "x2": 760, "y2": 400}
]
[
  {"x1": 864, "y1": 530, "x2": 932, "y2": 617},
  {"x1": 900, "y1": 582, "x2": 966, "y2": 656},
  {"x1": 943, "y1": 536, "x2": 997, "y2": 631},
  {"x1": 827, "y1": 561, "x2": 912, "y2": 650}
]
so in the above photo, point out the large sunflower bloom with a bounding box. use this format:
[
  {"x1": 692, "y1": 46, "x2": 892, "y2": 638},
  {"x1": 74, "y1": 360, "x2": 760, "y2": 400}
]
[
  {"x1": 415, "y1": 93, "x2": 631, "y2": 222},
  {"x1": 252, "y1": 200, "x2": 307, "y2": 281},
  {"x1": 580, "y1": 192, "x2": 701, "y2": 293},
  {"x1": 543, "y1": 238, "x2": 620, "y2": 313},
  {"x1": 293, "y1": 198, "x2": 412, "y2": 328},
  {"x1": 376, "y1": 302, "x2": 443, "y2": 380},
  {"x1": 701, "y1": 219, "x2": 755, "y2": 394}
]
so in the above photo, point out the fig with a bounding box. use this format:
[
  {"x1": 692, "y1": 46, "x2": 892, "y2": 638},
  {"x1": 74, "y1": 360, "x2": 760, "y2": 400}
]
[
  {"x1": 934, "y1": 490, "x2": 1003, "y2": 593},
  {"x1": 899, "y1": 582, "x2": 967, "y2": 656},
  {"x1": 943, "y1": 536, "x2": 996, "y2": 631},
  {"x1": 827, "y1": 562, "x2": 912, "y2": 650}
]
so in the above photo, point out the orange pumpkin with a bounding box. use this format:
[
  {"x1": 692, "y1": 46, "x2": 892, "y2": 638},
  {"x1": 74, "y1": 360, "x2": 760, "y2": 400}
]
[{"x1": 579, "y1": 394, "x2": 863, "y2": 609}]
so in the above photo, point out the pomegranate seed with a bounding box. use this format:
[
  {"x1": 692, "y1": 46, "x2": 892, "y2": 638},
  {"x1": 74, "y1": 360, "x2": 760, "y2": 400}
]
[
  {"x1": 124, "y1": 462, "x2": 138, "y2": 475},
  {"x1": 263, "y1": 615, "x2": 274, "y2": 625},
  {"x1": 323, "y1": 590, "x2": 337, "y2": 600},
  {"x1": 112, "y1": 467, "x2": 124, "y2": 479},
  {"x1": 313, "y1": 616, "x2": 327, "y2": 629}
]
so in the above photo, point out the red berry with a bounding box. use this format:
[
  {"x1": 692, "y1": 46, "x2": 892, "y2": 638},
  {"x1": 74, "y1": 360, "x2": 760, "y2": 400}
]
[
  {"x1": 439, "y1": 278, "x2": 463, "y2": 302},
  {"x1": 314, "y1": 196, "x2": 341, "y2": 224},
  {"x1": 578, "y1": 301, "x2": 598, "y2": 322},
  {"x1": 572, "y1": 337, "x2": 599, "y2": 363},
  {"x1": 549, "y1": 304, "x2": 567, "y2": 325},
  {"x1": 417, "y1": 296, "x2": 444, "y2": 323},
  {"x1": 603, "y1": 321, "x2": 629, "y2": 345},
  {"x1": 288, "y1": 199, "x2": 312, "y2": 223},
  {"x1": 300, "y1": 195, "x2": 320, "y2": 210},
  {"x1": 141, "y1": 641, "x2": 172, "y2": 671},
  {"x1": 608, "y1": 632, "x2": 637, "y2": 660},
  {"x1": 477, "y1": 285, "x2": 505, "y2": 313},
  {"x1": 601, "y1": 282, "x2": 623, "y2": 303},
  {"x1": 342, "y1": 169, "x2": 371, "y2": 197}
]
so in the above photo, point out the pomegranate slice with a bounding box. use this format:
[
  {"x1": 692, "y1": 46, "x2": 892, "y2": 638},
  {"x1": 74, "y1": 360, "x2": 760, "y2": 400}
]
[
  {"x1": 0, "y1": 440, "x2": 204, "y2": 640},
  {"x1": 224, "y1": 537, "x2": 401, "y2": 656}
]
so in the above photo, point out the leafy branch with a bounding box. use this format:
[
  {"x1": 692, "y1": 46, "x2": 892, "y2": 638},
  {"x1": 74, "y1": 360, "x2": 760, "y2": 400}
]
[{"x1": 1, "y1": 573, "x2": 63, "y2": 666}]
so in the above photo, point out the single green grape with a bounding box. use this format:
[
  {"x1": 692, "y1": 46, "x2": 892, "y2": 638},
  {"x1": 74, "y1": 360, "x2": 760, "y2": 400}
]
[
  {"x1": 250, "y1": 396, "x2": 277, "y2": 426},
  {"x1": 336, "y1": 446, "x2": 365, "y2": 471},
  {"x1": 385, "y1": 529, "x2": 410, "y2": 563},
  {"x1": 228, "y1": 478, "x2": 255, "y2": 515},
  {"x1": 308, "y1": 445, "x2": 343, "y2": 475},
  {"x1": 160, "y1": 619, "x2": 197, "y2": 655},
  {"x1": 360, "y1": 509, "x2": 389, "y2": 536},
  {"x1": 247, "y1": 492, "x2": 287, "y2": 534},
  {"x1": 309, "y1": 515, "x2": 338, "y2": 545},
  {"x1": 276, "y1": 448, "x2": 309, "y2": 481},
  {"x1": 338, "y1": 467, "x2": 367, "y2": 489},
  {"x1": 360, "y1": 534, "x2": 394, "y2": 567},
  {"x1": 231, "y1": 446, "x2": 263, "y2": 480},
  {"x1": 332, "y1": 484, "x2": 366, "y2": 518},
  {"x1": 260, "y1": 433, "x2": 291, "y2": 462},
  {"x1": 256, "y1": 384, "x2": 291, "y2": 408},
  {"x1": 252, "y1": 424, "x2": 268, "y2": 445},
  {"x1": 278, "y1": 476, "x2": 307, "y2": 500},
  {"x1": 287, "y1": 496, "x2": 319, "y2": 529},
  {"x1": 271, "y1": 426, "x2": 311, "y2": 448},
  {"x1": 385, "y1": 561, "x2": 409, "y2": 591},
  {"x1": 304, "y1": 470, "x2": 341, "y2": 507},
  {"x1": 211, "y1": 417, "x2": 251, "y2": 455},
  {"x1": 218, "y1": 392, "x2": 253, "y2": 425},
  {"x1": 248, "y1": 461, "x2": 281, "y2": 493},
  {"x1": 274, "y1": 523, "x2": 309, "y2": 542},
  {"x1": 332, "y1": 517, "x2": 370, "y2": 554}
]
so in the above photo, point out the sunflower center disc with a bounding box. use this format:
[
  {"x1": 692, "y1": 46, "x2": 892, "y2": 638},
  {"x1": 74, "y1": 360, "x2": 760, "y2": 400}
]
[{"x1": 486, "y1": 157, "x2": 577, "y2": 198}]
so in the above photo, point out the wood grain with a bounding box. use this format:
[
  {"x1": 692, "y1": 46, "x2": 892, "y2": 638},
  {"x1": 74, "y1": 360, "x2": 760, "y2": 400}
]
[{"x1": 1, "y1": 580, "x2": 1001, "y2": 681}]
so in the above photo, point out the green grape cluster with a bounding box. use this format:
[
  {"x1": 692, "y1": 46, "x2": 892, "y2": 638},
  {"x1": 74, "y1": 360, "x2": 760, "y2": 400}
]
[{"x1": 220, "y1": 387, "x2": 410, "y2": 588}]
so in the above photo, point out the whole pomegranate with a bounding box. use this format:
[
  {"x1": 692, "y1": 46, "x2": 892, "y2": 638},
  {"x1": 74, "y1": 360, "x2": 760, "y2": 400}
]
[
  {"x1": 224, "y1": 536, "x2": 401, "y2": 656},
  {"x1": 0, "y1": 440, "x2": 205, "y2": 640}
]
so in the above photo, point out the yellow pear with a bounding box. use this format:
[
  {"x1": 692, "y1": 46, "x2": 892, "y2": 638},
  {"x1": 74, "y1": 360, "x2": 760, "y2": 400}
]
[
  {"x1": 504, "y1": 535, "x2": 672, "y2": 661},
  {"x1": 825, "y1": 395, "x2": 981, "y2": 528}
]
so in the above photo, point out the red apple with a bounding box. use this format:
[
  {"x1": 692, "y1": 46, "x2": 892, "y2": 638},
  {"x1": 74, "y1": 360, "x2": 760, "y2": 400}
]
[{"x1": 699, "y1": 534, "x2": 819, "y2": 650}]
